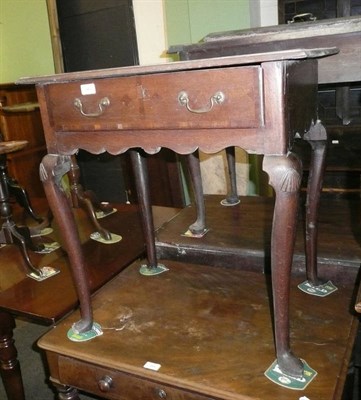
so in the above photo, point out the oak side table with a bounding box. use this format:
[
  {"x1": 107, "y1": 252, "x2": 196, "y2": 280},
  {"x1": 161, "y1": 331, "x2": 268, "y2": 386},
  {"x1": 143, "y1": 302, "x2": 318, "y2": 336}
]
[{"x1": 19, "y1": 48, "x2": 337, "y2": 396}]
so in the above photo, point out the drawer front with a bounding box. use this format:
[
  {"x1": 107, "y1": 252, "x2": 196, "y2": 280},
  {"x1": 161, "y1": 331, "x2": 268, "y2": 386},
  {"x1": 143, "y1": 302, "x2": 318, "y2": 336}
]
[
  {"x1": 47, "y1": 67, "x2": 261, "y2": 132},
  {"x1": 58, "y1": 356, "x2": 217, "y2": 400}
]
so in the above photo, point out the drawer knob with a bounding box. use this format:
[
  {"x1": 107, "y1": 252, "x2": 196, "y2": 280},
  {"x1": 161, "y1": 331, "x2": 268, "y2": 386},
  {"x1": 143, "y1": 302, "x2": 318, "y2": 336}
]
[
  {"x1": 98, "y1": 375, "x2": 113, "y2": 392},
  {"x1": 178, "y1": 91, "x2": 225, "y2": 114},
  {"x1": 156, "y1": 388, "x2": 167, "y2": 398},
  {"x1": 74, "y1": 97, "x2": 110, "y2": 117}
]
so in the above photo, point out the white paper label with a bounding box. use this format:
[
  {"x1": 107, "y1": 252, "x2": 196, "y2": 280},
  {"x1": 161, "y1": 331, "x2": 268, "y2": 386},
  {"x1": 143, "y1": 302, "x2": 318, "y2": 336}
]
[
  {"x1": 80, "y1": 83, "x2": 96, "y2": 95},
  {"x1": 143, "y1": 361, "x2": 161, "y2": 371}
]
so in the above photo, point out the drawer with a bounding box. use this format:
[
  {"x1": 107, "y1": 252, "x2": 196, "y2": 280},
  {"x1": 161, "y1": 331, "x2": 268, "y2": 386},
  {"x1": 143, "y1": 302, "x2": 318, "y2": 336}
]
[
  {"x1": 58, "y1": 356, "x2": 218, "y2": 400},
  {"x1": 47, "y1": 66, "x2": 262, "y2": 132}
]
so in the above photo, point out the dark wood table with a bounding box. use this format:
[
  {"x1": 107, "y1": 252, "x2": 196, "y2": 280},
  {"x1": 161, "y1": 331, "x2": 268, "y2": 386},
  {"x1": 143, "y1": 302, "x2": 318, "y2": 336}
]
[
  {"x1": 18, "y1": 48, "x2": 338, "y2": 397},
  {"x1": 0, "y1": 200, "x2": 177, "y2": 400},
  {"x1": 171, "y1": 14, "x2": 361, "y2": 287},
  {"x1": 37, "y1": 256, "x2": 359, "y2": 399},
  {"x1": 173, "y1": 15, "x2": 361, "y2": 85}
]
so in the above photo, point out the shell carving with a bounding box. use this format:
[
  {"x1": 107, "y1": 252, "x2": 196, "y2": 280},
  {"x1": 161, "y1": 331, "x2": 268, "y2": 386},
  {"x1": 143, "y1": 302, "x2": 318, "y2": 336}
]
[{"x1": 280, "y1": 168, "x2": 301, "y2": 193}]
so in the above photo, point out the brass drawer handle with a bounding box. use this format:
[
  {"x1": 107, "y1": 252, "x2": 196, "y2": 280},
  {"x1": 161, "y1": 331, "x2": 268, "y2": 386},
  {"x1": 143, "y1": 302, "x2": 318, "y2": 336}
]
[
  {"x1": 73, "y1": 97, "x2": 110, "y2": 117},
  {"x1": 178, "y1": 91, "x2": 225, "y2": 114},
  {"x1": 287, "y1": 13, "x2": 316, "y2": 24}
]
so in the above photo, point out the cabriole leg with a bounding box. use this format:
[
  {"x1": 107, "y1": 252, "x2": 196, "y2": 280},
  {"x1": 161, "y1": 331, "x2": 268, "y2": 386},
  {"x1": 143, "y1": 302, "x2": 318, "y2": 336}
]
[
  {"x1": 130, "y1": 150, "x2": 168, "y2": 275},
  {"x1": 263, "y1": 153, "x2": 303, "y2": 378},
  {"x1": 303, "y1": 121, "x2": 328, "y2": 286},
  {"x1": 40, "y1": 154, "x2": 93, "y2": 334},
  {"x1": 222, "y1": 147, "x2": 240, "y2": 206},
  {"x1": 185, "y1": 151, "x2": 207, "y2": 236}
]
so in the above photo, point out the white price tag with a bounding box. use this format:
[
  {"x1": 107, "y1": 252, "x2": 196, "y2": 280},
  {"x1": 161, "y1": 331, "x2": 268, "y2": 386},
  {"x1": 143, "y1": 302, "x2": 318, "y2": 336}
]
[
  {"x1": 80, "y1": 83, "x2": 96, "y2": 95},
  {"x1": 143, "y1": 361, "x2": 161, "y2": 371}
]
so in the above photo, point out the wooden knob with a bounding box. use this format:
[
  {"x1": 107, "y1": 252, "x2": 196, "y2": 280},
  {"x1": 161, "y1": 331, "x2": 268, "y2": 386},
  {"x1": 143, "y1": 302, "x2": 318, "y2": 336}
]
[
  {"x1": 98, "y1": 375, "x2": 113, "y2": 392},
  {"x1": 355, "y1": 302, "x2": 361, "y2": 313}
]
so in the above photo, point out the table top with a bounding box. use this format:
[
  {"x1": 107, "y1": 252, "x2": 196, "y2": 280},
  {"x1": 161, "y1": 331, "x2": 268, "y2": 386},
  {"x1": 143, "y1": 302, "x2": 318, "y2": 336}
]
[
  {"x1": 203, "y1": 16, "x2": 361, "y2": 44},
  {"x1": 17, "y1": 48, "x2": 337, "y2": 86},
  {"x1": 171, "y1": 16, "x2": 361, "y2": 84},
  {"x1": 38, "y1": 258, "x2": 358, "y2": 399},
  {"x1": 0, "y1": 201, "x2": 179, "y2": 323},
  {"x1": 155, "y1": 195, "x2": 361, "y2": 274},
  {"x1": 17, "y1": 47, "x2": 337, "y2": 159}
]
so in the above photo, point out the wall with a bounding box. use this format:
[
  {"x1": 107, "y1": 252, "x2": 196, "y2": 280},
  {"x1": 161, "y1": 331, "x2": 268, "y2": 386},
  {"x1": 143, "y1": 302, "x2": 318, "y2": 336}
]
[
  {"x1": 250, "y1": 0, "x2": 278, "y2": 27},
  {"x1": 0, "y1": 0, "x2": 170, "y2": 82},
  {"x1": 165, "y1": 0, "x2": 251, "y2": 46},
  {"x1": 0, "y1": 0, "x2": 54, "y2": 83},
  {"x1": 0, "y1": 1, "x2": 278, "y2": 82},
  {"x1": 0, "y1": 0, "x2": 278, "y2": 196},
  {"x1": 164, "y1": 0, "x2": 254, "y2": 196},
  {"x1": 162, "y1": 1, "x2": 278, "y2": 197},
  {"x1": 133, "y1": 0, "x2": 169, "y2": 64}
]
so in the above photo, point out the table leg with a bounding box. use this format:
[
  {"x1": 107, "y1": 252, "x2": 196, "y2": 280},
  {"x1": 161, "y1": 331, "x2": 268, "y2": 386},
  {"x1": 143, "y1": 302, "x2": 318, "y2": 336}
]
[
  {"x1": 303, "y1": 121, "x2": 328, "y2": 286},
  {"x1": 223, "y1": 147, "x2": 239, "y2": 205},
  {"x1": 129, "y1": 150, "x2": 158, "y2": 269},
  {"x1": 40, "y1": 154, "x2": 93, "y2": 333},
  {"x1": 186, "y1": 152, "x2": 207, "y2": 234},
  {"x1": 263, "y1": 152, "x2": 303, "y2": 378},
  {"x1": 67, "y1": 155, "x2": 112, "y2": 241},
  {"x1": 0, "y1": 311, "x2": 25, "y2": 400},
  {"x1": 52, "y1": 380, "x2": 81, "y2": 400},
  {"x1": 7, "y1": 178, "x2": 43, "y2": 224}
]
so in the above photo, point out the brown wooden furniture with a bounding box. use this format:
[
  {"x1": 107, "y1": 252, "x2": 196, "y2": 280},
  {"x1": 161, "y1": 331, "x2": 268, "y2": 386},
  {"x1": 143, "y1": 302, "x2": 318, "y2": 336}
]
[
  {"x1": 172, "y1": 14, "x2": 361, "y2": 281},
  {"x1": 0, "y1": 84, "x2": 46, "y2": 199},
  {"x1": 37, "y1": 254, "x2": 359, "y2": 399},
  {"x1": 0, "y1": 84, "x2": 116, "y2": 242},
  {"x1": 277, "y1": 1, "x2": 361, "y2": 198},
  {"x1": 174, "y1": 16, "x2": 361, "y2": 196},
  {"x1": 0, "y1": 141, "x2": 48, "y2": 279},
  {"x1": 18, "y1": 47, "x2": 338, "y2": 393},
  {"x1": 0, "y1": 199, "x2": 178, "y2": 400}
]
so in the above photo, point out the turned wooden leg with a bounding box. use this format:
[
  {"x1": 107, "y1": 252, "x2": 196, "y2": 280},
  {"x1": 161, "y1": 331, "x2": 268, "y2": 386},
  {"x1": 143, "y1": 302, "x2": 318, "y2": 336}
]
[
  {"x1": 263, "y1": 153, "x2": 303, "y2": 378},
  {"x1": 129, "y1": 150, "x2": 158, "y2": 269},
  {"x1": 52, "y1": 380, "x2": 81, "y2": 400},
  {"x1": 185, "y1": 151, "x2": 206, "y2": 234},
  {"x1": 0, "y1": 311, "x2": 25, "y2": 400},
  {"x1": 303, "y1": 121, "x2": 328, "y2": 286},
  {"x1": 222, "y1": 147, "x2": 239, "y2": 205},
  {"x1": 40, "y1": 154, "x2": 93, "y2": 333}
]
